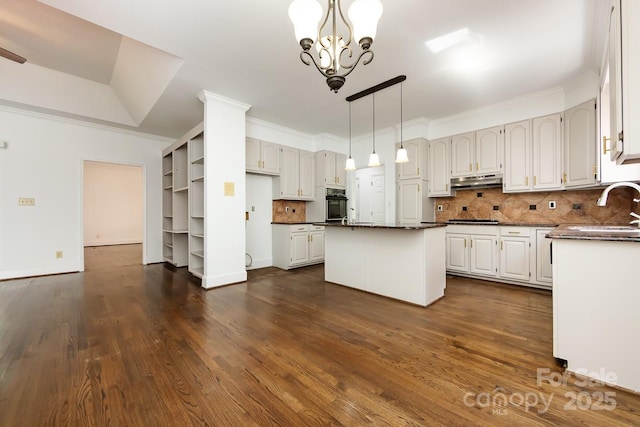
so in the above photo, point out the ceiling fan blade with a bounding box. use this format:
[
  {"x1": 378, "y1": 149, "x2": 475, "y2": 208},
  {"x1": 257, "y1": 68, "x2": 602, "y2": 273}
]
[{"x1": 0, "y1": 47, "x2": 26, "y2": 64}]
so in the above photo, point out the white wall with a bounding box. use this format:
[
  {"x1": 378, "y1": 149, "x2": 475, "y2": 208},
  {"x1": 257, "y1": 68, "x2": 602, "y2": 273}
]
[
  {"x1": 83, "y1": 161, "x2": 143, "y2": 246},
  {"x1": 245, "y1": 174, "x2": 273, "y2": 269},
  {"x1": 0, "y1": 106, "x2": 171, "y2": 280}
]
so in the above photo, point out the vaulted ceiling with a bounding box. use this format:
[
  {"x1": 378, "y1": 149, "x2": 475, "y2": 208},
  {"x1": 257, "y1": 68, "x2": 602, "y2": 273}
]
[{"x1": 0, "y1": 0, "x2": 609, "y2": 140}]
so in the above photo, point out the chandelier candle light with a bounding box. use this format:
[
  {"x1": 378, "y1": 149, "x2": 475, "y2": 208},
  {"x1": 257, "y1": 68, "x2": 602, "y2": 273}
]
[{"x1": 288, "y1": 0, "x2": 383, "y2": 93}]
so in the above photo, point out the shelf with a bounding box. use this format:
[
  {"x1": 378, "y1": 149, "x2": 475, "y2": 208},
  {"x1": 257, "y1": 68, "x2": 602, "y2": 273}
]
[
  {"x1": 192, "y1": 176, "x2": 204, "y2": 182},
  {"x1": 162, "y1": 229, "x2": 173, "y2": 233},
  {"x1": 191, "y1": 215, "x2": 204, "y2": 219},
  {"x1": 192, "y1": 233, "x2": 204, "y2": 238},
  {"x1": 191, "y1": 251, "x2": 204, "y2": 258},
  {"x1": 164, "y1": 255, "x2": 174, "y2": 262},
  {"x1": 163, "y1": 170, "x2": 173, "y2": 176},
  {"x1": 164, "y1": 185, "x2": 173, "y2": 190},
  {"x1": 192, "y1": 156, "x2": 205, "y2": 164},
  {"x1": 190, "y1": 266, "x2": 204, "y2": 278},
  {"x1": 164, "y1": 243, "x2": 173, "y2": 248},
  {"x1": 174, "y1": 186, "x2": 188, "y2": 193},
  {"x1": 173, "y1": 229, "x2": 189, "y2": 234}
]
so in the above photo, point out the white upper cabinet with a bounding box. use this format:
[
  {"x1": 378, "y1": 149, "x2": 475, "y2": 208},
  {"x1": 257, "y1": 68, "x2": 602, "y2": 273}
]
[
  {"x1": 246, "y1": 138, "x2": 279, "y2": 175},
  {"x1": 397, "y1": 138, "x2": 427, "y2": 180},
  {"x1": 504, "y1": 120, "x2": 531, "y2": 192},
  {"x1": 532, "y1": 113, "x2": 563, "y2": 190},
  {"x1": 315, "y1": 150, "x2": 347, "y2": 188},
  {"x1": 427, "y1": 137, "x2": 452, "y2": 197},
  {"x1": 299, "y1": 149, "x2": 315, "y2": 200},
  {"x1": 608, "y1": 0, "x2": 640, "y2": 164},
  {"x1": 564, "y1": 100, "x2": 597, "y2": 188},
  {"x1": 275, "y1": 147, "x2": 315, "y2": 200},
  {"x1": 450, "y1": 132, "x2": 475, "y2": 177},
  {"x1": 475, "y1": 126, "x2": 504, "y2": 175}
]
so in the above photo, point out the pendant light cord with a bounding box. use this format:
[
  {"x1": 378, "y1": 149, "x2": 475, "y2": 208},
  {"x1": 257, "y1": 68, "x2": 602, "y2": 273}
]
[
  {"x1": 400, "y1": 81, "x2": 403, "y2": 149},
  {"x1": 372, "y1": 93, "x2": 376, "y2": 153},
  {"x1": 349, "y1": 102, "x2": 352, "y2": 158}
]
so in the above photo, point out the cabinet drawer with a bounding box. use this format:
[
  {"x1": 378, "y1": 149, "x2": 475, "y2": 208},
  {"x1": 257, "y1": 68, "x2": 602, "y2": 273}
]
[
  {"x1": 290, "y1": 224, "x2": 310, "y2": 233},
  {"x1": 500, "y1": 226, "x2": 531, "y2": 237},
  {"x1": 446, "y1": 225, "x2": 498, "y2": 236},
  {"x1": 310, "y1": 225, "x2": 325, "y2": 231}
]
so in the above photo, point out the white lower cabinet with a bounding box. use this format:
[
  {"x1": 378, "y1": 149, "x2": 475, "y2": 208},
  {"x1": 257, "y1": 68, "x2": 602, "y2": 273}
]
[
  {"x1": 446, "y1": 225, "x2": 552, "y2": 289},
  {"x1": 445, "y1": 226, "x2": 498, "y2": 277},
  {"x1": 272, "y1": 224, "x2": 325, "y2": 270}
]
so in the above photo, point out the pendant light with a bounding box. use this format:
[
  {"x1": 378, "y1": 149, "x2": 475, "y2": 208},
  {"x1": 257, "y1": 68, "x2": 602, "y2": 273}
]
[
  {"x1": 368, "y1": 93, "x2": 381, "y2": 167},
  {"x1": 395, "y1": 81, "x2": 409, "y2": 163},
  {"x1": 345, "y1": 102, "x2": 356, "y2": 170}
]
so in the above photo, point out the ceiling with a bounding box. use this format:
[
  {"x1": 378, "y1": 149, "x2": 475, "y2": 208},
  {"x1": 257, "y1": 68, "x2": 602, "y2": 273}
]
[{"x1": 0, "y1": 0, "x2": 609, "y2": 140}]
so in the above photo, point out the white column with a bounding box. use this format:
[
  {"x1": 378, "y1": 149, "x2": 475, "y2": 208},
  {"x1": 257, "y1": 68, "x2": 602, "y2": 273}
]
[{"x1": 198, "y1": 90, "x2": 251, "y2": 288}]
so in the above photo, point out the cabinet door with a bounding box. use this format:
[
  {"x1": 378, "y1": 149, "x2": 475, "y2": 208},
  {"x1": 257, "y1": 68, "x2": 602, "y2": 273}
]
[
  {"x1": 290, "y1": 232, "x2": 309, "y2": 265},
  {"x1": 475, "y1": 126, "x2": 503, "y2": 175},
  {"x1": 446, "y1": 234, "x2": 469, "y2": 272},
  {"x1": 564, "y1": 100, "x2": 596, "y2": 188},
  {"x1": 309, "y1": 230, "x2": 325, "y2": 262},
  {"x1": 451, "y1": 132, "x2": 475, "y2": 177},
  {"x1": 324, "y1": 151, "x2": 337, "y2": 185},
  {"x1": 609, "y1": 0, "x2": 623, "y2": 161},
  {"x1": 397, "y1": 180, "x2": 422, "y2": 223},
  {"x1": 397, "y1": 139, "x2": 422, "y2": 179},
  {"x1": 261, "y1": 141, "x2": 280, "y2": 175},
  {"x1": 535, "y1": 230, "x2": 553, "y2": 284},
  {"x1": 499, "y1": 237, "x2": 530, "y2": 281},
  {"x1": 428, "y1": 138, "x2": 451, "y2": 197},
  {"x1": 299, "y1": 150, "x2": 315, "y2": 200},
  {"x1": 470, "y1": 236, "x2": 497, "y2": 277},
  {"x1": 245, "y1": 137, "x2": 261, "y2": 173},
  {"x1": 504, "y1": 120, "x2": 531, "y2": 192},
  {"x1": 335, "y1": 153, "x2": 347, "y2": 187},
  {"x1": 280, "y1": 147, "x2": 300, "y2": 199},
  {"x1": 532, "y1": 113, "x2": 563, "y2": 190}
]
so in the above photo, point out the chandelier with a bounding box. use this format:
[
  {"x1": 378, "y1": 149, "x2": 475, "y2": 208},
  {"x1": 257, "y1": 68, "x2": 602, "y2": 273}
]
[{"x1": 288, "y1": 0, "x2": 383, "y2": 93}]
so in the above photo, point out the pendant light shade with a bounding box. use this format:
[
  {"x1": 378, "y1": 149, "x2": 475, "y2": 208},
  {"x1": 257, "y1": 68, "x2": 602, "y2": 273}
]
[
  {"x1": 395, "y1": 81, "x2": 409, "y2": 163},
  {"x1": 345, "y1": 102, "x2": 356, "y2": 170},
  {"x1": 368, "y1": 93, "x2": 381, "y2": 167}
]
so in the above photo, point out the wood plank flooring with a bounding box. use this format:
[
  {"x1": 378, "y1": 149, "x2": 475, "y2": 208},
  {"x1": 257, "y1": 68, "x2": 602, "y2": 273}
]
[{"x1": 0, "y1": 245, "x2": 638, "y2": 426}]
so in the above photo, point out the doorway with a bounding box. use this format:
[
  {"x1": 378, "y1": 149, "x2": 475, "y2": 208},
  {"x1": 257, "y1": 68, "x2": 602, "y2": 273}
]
[
  {"x1": 82, "y1": 161, "x2": 144, "y2": 270},
  {"x1": 354, "y1": 166, "x2": 386, "y2": 223}
]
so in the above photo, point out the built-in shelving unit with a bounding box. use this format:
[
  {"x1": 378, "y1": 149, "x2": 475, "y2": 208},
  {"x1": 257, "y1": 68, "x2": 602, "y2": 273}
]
[{"x1": 189, "y1": 131, "x2": 205, "y2": 278}]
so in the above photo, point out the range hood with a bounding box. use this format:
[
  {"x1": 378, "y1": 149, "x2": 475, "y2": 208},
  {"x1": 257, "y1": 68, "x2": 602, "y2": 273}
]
[{"x1": 450, "y1": 174, "x2": 503, "y2": 190}]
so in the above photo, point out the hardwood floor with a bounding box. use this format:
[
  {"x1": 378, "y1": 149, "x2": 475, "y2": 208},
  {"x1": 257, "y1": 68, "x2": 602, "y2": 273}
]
[{"x1": 0, "y1": 246, "x2": 638, "y2": 426}]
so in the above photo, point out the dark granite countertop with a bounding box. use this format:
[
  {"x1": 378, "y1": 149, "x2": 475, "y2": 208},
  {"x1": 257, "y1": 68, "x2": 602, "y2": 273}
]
[
  {"x1": 271, "y1": 222, "x2": 321, "y2": 225},
  {"x1": 547, "y1": 224, "x2": 640, "y2": 242},
  {"x1": 319, "y1": 222, "x2": 446, "y2": 230},
  {"x1": 438, "y1": 221, "x2": 557, "y2": 227}
]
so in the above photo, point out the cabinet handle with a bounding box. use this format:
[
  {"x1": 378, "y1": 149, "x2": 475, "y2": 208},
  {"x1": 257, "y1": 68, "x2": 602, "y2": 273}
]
[
  {"x1": 469, "y1": 163, "x2": 472, "y2": 172},
  {"x1": 562, "y1": 172, "x2": 567, "y2": 184},
  {"x1": 533, "y1": 176, "x2": 537, "y2": 186},
  {"x1": 592, "y1": 164, "x2": 597, "y2": 178},
  {"x1": 464, "y1": 239, "x2": 467, "y2": 248},
  {"x1": 603, "y1": 136, "x2": 611, "y2": 154},
  {"x1": 310, "y1": 235, "x2": 313, "y2": 242},
  {"x1": 470, "y1": 240, "x2": 473, "y2": 248},
  {"x1": 445, "y1": 183, "x2": 448, "y2": 191},
  {"x1": 418, "y1": 184, "x2": 420, "y2": 192},
  {"x1": 476, "y1": 162, "x2": 479, "y2": 171},
  {"x1": 525, "y1": 176, "x2": 529, "y2": 186},
  {"x1": 417, "y1": 168, "x2": 420, "y2": 176},
  {"x1": 501, "y1": 241, "x2": 504, "y2": 250},
  {"x1": 508, "y1": 231, "x2": 520, "y2": 234}
]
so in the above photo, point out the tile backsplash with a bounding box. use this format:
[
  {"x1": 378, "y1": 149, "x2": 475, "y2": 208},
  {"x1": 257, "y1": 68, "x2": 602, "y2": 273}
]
[
  {"x1": 435, "y1": 187, "x2": 636, "y2": 225},
  {"x1": 272, "y1": 200, "x2": 306, "y2": 223}
]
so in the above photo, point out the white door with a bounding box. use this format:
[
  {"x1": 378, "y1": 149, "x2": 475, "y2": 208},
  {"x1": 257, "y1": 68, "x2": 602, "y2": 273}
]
[
  {"x1": 291, "y1": 232, "x2": 309, "y2": 265},
  {"x1": 475, "y1": 126, "x2": 503, "y2": 175},
  {"x1": 371, "y1": 174, "x2": 386, "y2": 224},
  {"x1": 398, "y1": 180, "x2": 421, "y2": 223},
  {"x1": 504, "y1": 120, "x2": 531, "y2": 192},
  {"x1": 536, "y1": 230, "x2": 553, "y2": 284},
  {"x1": 470, "y1": 236, "x2": 497, "y2": 277},
  {"x1": 309, "y1": 230, "x2": 324, "y2": 262},
  {"x1": 397, "y1": 139, "x2": 422, "y2": 179},
  {"x1": 428, "y1": 138, "x2": 450, "y2": 197},
  {"x1": 446, "y1": 234, "x2": 469, "y2": 272},
  {"x1": 532, "y1": 113, "x2": 562, "y2": 190},
  {"x1": 451, "y1": 132, "x2": 475, "y2": 177},
  {"x1": 261, "y1": 141, "x2": 280, "y2": 175},
  {"x1": 564, "y1": 100, "x2": 596, "y2": 188},
  {"x1": 280, "y1": 147, "x2": 300, "y2": 199},
  {"x1": 357, "y1": 178, "x2": 372, "y2": 223},
  {"x1": 499, "y1": 237, "x2": 530, "y2": 281},
  {"x1": 299, "y1": 150, "x2": 315, "y2": 200}
]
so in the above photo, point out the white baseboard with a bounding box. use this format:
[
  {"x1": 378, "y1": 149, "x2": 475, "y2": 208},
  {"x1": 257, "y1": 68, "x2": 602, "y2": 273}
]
[
  {"x1": 246, "y1": 257, "x2": 272, "y2": 270},
  {"x1": 202, "y1": 271, "x2": 247, "y2": 289},
  {"x1": 84, "y1": 239, "x2": 142, "y2": 247}
]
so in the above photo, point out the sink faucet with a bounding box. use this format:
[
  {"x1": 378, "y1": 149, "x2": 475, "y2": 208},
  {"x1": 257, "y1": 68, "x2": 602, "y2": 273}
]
[
  {"x1": 597, "y1": 181, "x2": 640, "y2": 227},
  {"x1": 341, "y1": 216, "x2": 348, "y2": 225}
]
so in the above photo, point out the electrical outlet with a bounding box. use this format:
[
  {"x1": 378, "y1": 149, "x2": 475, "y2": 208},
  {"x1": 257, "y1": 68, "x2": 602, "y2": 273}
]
[
  {"x1": 285, "y1": 206, "x2": 289, "y2": 213},
  {"x1": 18, "y1": 197, "x2": 35, "y2": 206},
  {"x1": 437, "y1": 205, "x2": 443, "y2": 212},
  {"x1": 549, "y1": 201, "x2": 557, "y2": 209},
  {"x1": 55, "y1": 251, "x2": 63, "y2": 259}
]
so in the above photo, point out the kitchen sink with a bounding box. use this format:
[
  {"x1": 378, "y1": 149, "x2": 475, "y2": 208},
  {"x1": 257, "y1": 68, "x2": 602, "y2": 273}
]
[{"x1": 566, "y1": 225, "x2": 640, "y2": 234}]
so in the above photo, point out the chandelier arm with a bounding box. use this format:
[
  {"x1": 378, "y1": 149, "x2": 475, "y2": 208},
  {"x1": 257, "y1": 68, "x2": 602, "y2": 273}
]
[
  {"x1": 338, "y1": 50, "x2": 374, "y2": 78},
  {"x1": 335, "y1": 0, "x2": 354, "y2": 48},
  {"x1": 316, "y1": 1, "x2": 333, "y2": 49},
  {"x1": 300, "y1": 51, "x2": 332, "y2": 78}
]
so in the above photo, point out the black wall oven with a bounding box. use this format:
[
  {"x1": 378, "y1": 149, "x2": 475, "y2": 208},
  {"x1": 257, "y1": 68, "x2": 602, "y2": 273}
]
[{"x1": 326, "y1": 188, "x2": 347, "y2": 221}]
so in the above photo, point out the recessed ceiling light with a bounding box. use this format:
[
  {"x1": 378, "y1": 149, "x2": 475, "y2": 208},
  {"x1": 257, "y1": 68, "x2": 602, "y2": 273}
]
[{"x1": 425, "y1": 28, "x2": 470, "y2": 53}]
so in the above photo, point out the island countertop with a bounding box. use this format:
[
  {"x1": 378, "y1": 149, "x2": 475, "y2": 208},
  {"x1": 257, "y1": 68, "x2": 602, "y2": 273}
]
[
  {"x1": 316, "y1": 222, "x2": 447, "y2": 230},
  {"x1": 547, "y1": 224, "x2": 640, "y2": 242}
]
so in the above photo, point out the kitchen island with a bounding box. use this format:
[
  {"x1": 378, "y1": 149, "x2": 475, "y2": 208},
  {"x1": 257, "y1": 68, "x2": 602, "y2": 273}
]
[{"x1": 322, "y1": 222, "x2": 446, "y2": 306}]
